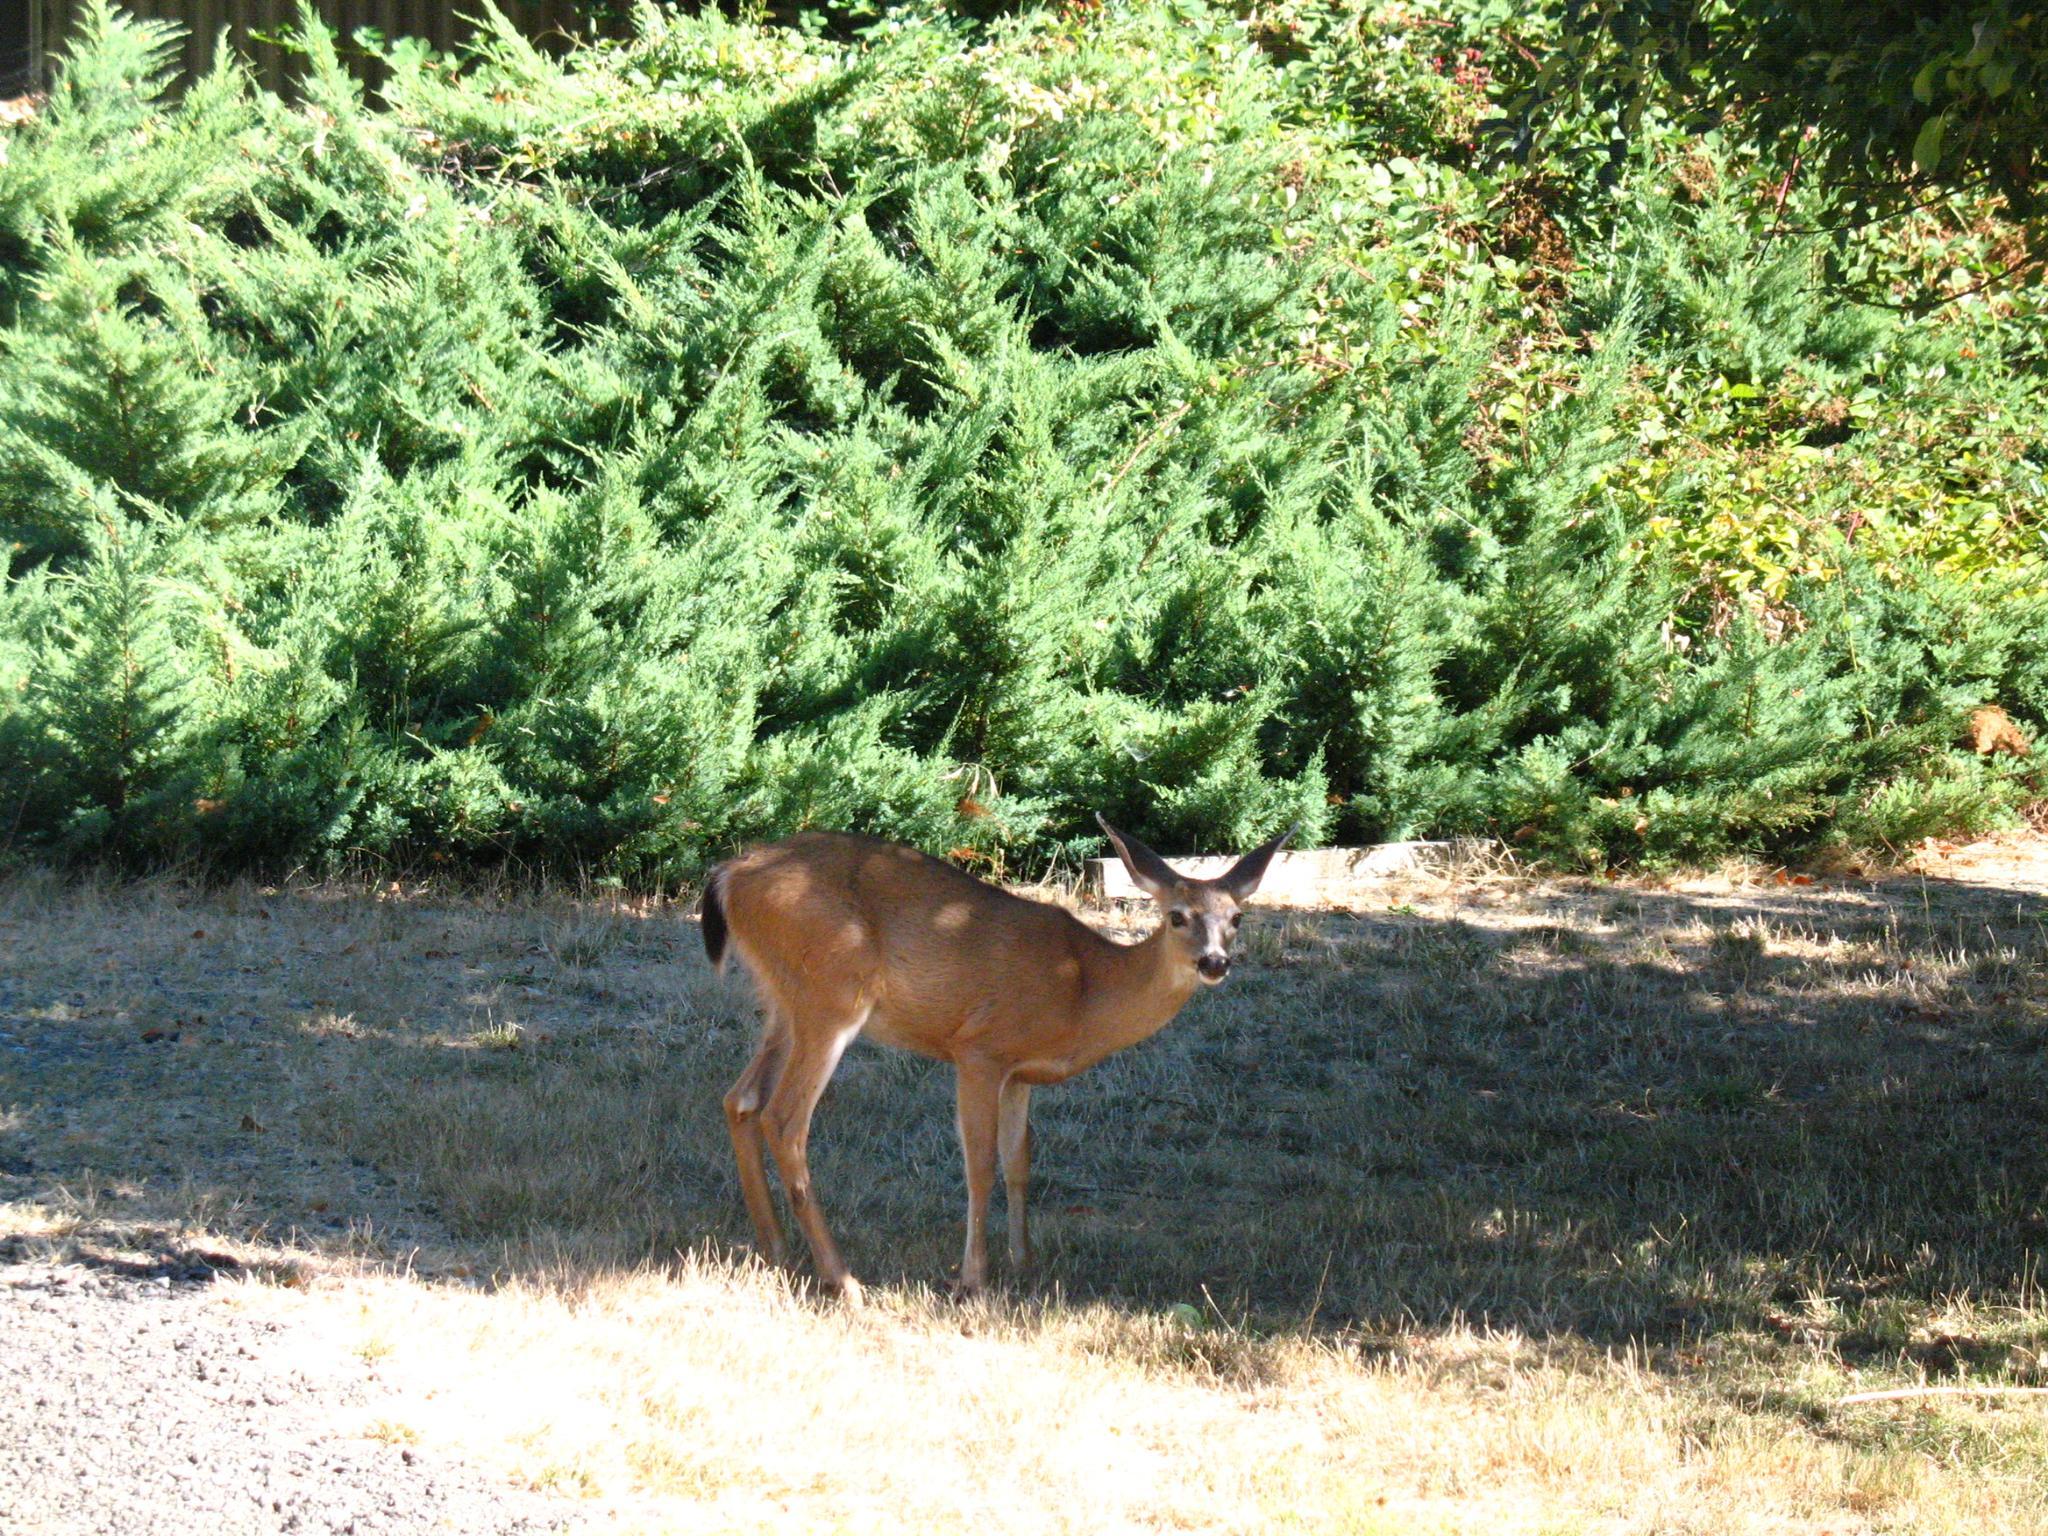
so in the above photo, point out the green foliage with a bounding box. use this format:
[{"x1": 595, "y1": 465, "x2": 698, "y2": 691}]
[
  {"x1": 1511, "y1": 1, "x2": 2048, "y2": 225},
  {"x1": 0, "y1": 239, "x2": 300, "y2": 565},
  {"x1": 5, "y1": 504, "x2": 210, "y2": 858},
  {"x1": 0, "y1": 1, "x2": 2042, "y2": 881}
]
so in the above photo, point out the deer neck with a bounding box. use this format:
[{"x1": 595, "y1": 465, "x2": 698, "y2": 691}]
[{"x1": 1072, "y1": 923, "x2": 1200, "y2": 1068}]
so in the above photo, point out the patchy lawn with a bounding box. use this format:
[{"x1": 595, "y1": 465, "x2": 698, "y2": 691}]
[{"x1": 3, "y1": 840, "x2": 2047, "y2": 1534}]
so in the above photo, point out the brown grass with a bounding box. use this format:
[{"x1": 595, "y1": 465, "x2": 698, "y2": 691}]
[{"x1": 4, "y1": 841, "x2": 2048, "y2": 1533}]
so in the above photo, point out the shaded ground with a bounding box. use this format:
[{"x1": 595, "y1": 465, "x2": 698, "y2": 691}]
[{"x1": 2, "y1": 836, "x2": 2047, "y2": 1533}]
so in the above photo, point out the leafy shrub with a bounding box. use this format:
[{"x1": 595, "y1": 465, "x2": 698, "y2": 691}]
[{"x1": 0, "y1": 1, "x2": 2040, "y2": 881}]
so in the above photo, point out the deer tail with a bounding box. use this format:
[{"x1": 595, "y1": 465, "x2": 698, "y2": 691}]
[{"x1": 700, "y1": 866, "x2": 729, "y2": 973}]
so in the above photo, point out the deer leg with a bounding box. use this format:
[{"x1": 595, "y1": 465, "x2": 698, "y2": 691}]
[
  {"x1": 996, "y1": 1077, "x2": 1033, "y2": 1274},
  {"x1": 954, "y1": 1059, "x2": 1004, "y2": 1297},
  {"x1": 722, "y1": 1007, "x2": 791, "y2": 1267},
  {"x1": 760, "y1": 1005, "x2": 868, "y2": 1302}
]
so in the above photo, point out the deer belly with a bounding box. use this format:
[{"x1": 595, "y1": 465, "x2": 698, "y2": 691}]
[
  {"x1": 858, "y1": 1007, "x2": 956, "y2": 1060},
  {"x1": 1009, "y1": 1057, "x2": 1076, "y2": 1086}
]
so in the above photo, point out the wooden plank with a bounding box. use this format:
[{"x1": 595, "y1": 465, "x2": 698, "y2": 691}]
[
  {"x1": 27, "y1": 0, "x2": 616, "y2": 95},
  {"x1": 196, "y1": 0, "x2": 223, "y2": 84},
  {"x1": 1086, "y1": 842, "x2": 1486, "y2": 905},
  {"x1": 2, "y1": 1, "x2": 38, "y2": 95},
  {"x1": 33, "y1": 1, "x2": 75, "y2": 84}
]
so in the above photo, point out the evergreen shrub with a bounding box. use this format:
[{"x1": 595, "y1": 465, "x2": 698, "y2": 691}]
[{"x1": 0, "y1": 1, "x2": 2041, "y2": 880}]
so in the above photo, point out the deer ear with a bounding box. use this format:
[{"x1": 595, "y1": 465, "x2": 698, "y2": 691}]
[
  {"x1": 1217, "y1": 822, "x2": 1296, "y2": 902},
  {"x1": 1096, "y1": 814, "x2": 1181, "y2": 902}
]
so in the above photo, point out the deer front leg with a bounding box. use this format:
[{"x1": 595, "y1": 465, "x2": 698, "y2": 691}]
[
  {"x1": 954, "y1": 1058, "x2": 1004, "y2": 1297},
  {"x1": 997, "y1": 1078, "x2": 1033, "y2": 1273}
]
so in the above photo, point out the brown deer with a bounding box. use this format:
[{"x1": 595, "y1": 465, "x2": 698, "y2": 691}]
[{"x1": 700, "y1": 814, "x2": 1293, "y2": 1301}]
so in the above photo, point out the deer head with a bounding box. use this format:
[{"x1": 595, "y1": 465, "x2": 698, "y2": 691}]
[{"x1": 1096, "y1": 814, "x2": 1295, "y2": 985}]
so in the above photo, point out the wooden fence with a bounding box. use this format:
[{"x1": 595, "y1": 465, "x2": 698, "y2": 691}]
[
  {"x1": 5, "y1": 5, "x2": 41, "y2": 93},
  {"x1": 25, "y1": 2, "x2": 602, "y2": 96}
]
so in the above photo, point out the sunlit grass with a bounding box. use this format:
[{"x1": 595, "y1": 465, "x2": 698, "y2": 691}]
[{"x1": 4, "y1": 845, "x2": 2047, "y2": 1532}]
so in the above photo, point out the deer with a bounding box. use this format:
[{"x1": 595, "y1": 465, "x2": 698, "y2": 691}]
[{"x1": 699, "y1": 814, "x2": 1293, "y2": 1302}]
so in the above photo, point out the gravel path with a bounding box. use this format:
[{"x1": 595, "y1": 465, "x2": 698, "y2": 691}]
[
  {"x1": 0, "y1": 880, "x2": 681, "y2": 1536},
  {"x1": 1, "y1": 1255, "x2": 567, "y2": 1536}
]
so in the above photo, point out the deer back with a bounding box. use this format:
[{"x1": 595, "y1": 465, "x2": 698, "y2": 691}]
[{"x1": 709, "y1": 831, "x2": 1107, "y2": 1059}]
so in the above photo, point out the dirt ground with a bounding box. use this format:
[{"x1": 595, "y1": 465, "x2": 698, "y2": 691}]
[{"x1": 3, "y1": 832, "x2": 2047, "y2": 1534}]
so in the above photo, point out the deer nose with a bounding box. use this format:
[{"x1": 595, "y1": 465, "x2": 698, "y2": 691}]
[{"x1": 1196, "y1": 953, "x2": 1230, "y2": 982}]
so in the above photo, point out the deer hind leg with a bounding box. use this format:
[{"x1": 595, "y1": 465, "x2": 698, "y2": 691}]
[
  {"x1": 997, "y1": 1078, "x2": 1033, "y2": 1274},
  {"x1": 760, "y1": 1000, "x2": 869, "y2": 1302},
  {"x1": 723, "y1": 1006, "x2": 792, "y2": 1268}
]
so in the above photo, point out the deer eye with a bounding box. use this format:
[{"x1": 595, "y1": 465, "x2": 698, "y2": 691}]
[{"x1": 1168, "y1": 910, "x2": 1189, "y2": 928}]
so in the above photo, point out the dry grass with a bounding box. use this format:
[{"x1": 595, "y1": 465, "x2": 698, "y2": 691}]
[{"x1": 4, "y1": 842, "x2": 2048, "y2": 1533}]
